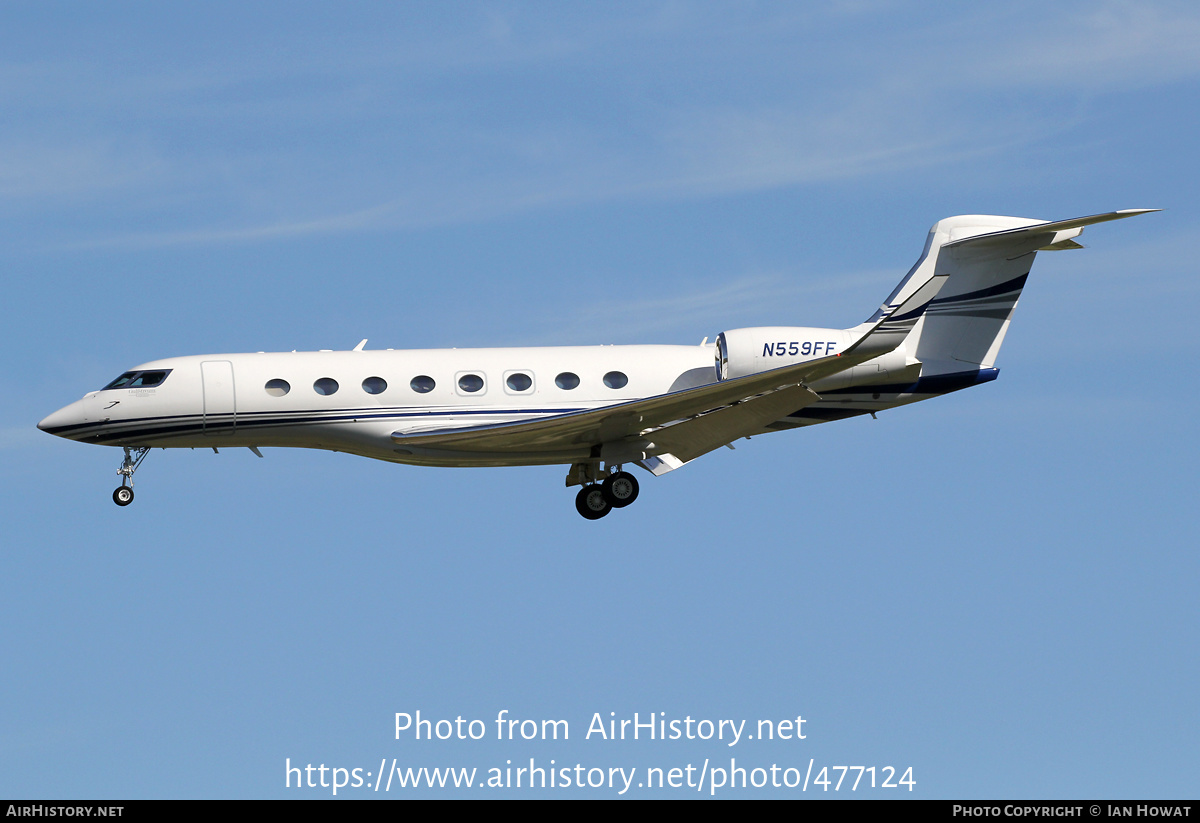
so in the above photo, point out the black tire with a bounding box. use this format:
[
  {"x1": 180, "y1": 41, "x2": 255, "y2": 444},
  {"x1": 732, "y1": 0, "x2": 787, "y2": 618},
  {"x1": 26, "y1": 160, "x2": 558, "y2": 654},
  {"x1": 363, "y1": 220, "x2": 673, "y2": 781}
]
[
  {"x1": 113, "y1": 486, "x2": 134, "y2": 507},
  {"x1": 602, "y1": 471, "x2": 639, "y2": 508},
  {"x1": 575, "y1": 485, "x2": 611, "y2": 520}
]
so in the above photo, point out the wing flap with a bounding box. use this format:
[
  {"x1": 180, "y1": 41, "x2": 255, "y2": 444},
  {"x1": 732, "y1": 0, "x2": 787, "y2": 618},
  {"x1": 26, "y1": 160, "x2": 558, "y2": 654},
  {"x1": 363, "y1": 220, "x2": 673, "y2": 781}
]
[{"x1": 647, "y1": 383, "x2": 819, "y2": 463}]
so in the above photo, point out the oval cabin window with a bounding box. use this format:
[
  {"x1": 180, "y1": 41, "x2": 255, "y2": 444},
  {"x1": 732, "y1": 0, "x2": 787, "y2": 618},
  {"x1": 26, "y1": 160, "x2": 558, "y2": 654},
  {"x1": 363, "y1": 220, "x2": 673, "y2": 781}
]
[
  {"x1": 506, "y1": 373, "x2": 533, "y2": 392},
  {"x1": 603, "y1": 371, "x2": 628, "y2": 389},
  {"x1": 458, "y1": 374, "x2": 484, "y2": 393}
]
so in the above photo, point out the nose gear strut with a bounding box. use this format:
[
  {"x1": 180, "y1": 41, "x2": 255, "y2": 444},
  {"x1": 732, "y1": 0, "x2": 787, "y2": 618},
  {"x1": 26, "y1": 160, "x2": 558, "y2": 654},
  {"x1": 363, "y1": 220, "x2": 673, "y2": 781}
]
[{"x1": 112, "y1": 446, "x2": 150, "y2": 506}]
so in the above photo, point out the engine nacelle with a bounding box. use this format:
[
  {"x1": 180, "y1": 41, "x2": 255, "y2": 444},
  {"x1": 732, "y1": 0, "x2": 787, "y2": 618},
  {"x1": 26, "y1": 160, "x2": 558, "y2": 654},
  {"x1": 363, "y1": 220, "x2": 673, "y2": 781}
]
[{"x1": 715, "y1": 326, "x2": 854, "y2": 381}]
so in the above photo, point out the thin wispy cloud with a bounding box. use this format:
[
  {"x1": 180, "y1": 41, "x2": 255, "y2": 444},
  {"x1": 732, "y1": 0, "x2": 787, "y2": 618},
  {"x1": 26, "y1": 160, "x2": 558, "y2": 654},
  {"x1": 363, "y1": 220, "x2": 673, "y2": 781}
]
[
  {"x1": 4, "y1": 2, "x2": 1199, "y2": 252},
  {"x1": 965, "y1": 2, "x2": 1200, "y2": 89},
  {"x1": 0, "y1": 140, "x2": 172, "y2": 206},
  {"x1": 517, "y1": 267, "x2": 895, "y2": 346},
  {"x1": 0, "y1": 425, "x2": 44, "y2": 450},
  {"x1": 74, "y1": 201, "x2": 406, "y2": 250}
]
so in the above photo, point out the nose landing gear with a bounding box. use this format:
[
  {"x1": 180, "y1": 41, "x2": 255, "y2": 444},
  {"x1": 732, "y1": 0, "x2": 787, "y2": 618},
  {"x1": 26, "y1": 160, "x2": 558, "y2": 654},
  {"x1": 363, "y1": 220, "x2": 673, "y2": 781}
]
[{"x1": 112, "y1": 446, "x2": 150, "y2": 507}]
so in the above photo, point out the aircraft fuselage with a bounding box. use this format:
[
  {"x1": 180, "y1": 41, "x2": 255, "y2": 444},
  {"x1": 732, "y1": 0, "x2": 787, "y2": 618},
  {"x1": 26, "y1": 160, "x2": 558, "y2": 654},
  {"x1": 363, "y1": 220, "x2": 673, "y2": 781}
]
[{"x1": 38, "y1": 337, "x2": 936, "y2": 467}]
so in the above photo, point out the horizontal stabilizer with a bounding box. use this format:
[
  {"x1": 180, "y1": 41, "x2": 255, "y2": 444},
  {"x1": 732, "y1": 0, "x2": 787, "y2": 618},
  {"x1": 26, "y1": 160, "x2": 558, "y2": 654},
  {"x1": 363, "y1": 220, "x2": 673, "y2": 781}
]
[
  {"x1": 907, "y1": 208, "x2": 1158, "y2": 370},
  {"x1": 944, "y1": 209, "x2": 1159, "y2": 249}
]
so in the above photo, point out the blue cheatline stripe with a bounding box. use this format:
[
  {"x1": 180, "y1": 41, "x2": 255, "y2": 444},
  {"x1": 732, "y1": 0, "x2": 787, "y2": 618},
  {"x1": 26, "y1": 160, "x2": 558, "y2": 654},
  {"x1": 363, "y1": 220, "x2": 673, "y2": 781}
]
[
  {"x1": 784, "y1": 369, "x2": 998, "y2": 422},
  {"x1": 930, "y1": 272, "x2": 1028, "y2": 305},
  {"x1": 813, "y1": 367, "x2": 1000, "y2": 399},
  {"x1": 44, "y1": 405, "x2": 593, "y2": 442},
  {"x1": 883, "y1": 273, "x2": 1028, "y2": 324}
]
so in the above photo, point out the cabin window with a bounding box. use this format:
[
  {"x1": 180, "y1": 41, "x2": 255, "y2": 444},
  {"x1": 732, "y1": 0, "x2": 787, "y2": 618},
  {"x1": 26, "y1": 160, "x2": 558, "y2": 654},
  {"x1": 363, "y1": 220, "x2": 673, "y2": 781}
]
[
  {"x1": 265, "y1": 379, "x2": 290, "y2": 397},
  {"x1": 505, "y1": 372, "x2": 533, "y2": 393},
  {"x1": 313, "y1": 377, "x2": 339, "y2": 396},
  {"x1": 555, "y1": 372, "x2": 580, "y2": 390},
  {"x1": 603, "y1": 371, "x2": 628, "y2": 389},
  {"x1": 410, "y1": 375, "x2": 436, "y2": 393},
  {"x1": 458, "y1": 373, "x2": 485, "y2": 393},
  {"x1": 362, "y1": 376, "x2": 387, "y2": 395}
]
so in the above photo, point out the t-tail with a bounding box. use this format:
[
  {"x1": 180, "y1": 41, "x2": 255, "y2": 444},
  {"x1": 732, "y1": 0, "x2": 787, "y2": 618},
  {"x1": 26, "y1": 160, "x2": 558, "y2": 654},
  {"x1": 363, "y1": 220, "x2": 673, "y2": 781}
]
[{"x1": 844, "y1": 210, "x2": 1159, "y2": 376}]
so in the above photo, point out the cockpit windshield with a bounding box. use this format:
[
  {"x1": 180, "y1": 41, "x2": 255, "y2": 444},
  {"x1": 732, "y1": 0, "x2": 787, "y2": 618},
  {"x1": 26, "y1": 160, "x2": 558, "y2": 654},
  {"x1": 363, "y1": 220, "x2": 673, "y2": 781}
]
[{"x1": 102, "y1": 370, "x2": 171, "y2": 390}]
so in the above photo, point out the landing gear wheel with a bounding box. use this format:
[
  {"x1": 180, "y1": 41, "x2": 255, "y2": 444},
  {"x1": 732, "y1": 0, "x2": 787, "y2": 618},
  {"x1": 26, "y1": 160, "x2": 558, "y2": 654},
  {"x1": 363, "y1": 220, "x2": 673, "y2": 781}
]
[
  {"x1": 575, "y1": 485, "x2": 611, "y2": 520},
  {"x1": 112, "y1": 447, "x2": 149, "y2": 507},
  {"x1": 602, "y1": 471, "x2": 639, "y2": 508}
]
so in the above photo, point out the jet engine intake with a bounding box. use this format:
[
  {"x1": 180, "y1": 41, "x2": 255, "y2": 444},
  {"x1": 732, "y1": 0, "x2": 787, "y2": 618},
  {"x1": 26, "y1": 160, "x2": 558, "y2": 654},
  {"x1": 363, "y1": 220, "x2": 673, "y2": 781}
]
[{"x1": 715, "y1": 327, "x2": 853, "y2": 381}]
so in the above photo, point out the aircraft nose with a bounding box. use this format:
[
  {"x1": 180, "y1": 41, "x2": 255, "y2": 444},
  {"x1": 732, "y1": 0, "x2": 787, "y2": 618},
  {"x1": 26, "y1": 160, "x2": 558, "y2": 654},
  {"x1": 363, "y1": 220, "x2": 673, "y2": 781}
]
[{"x1": 38, "y1": 400, "x2": 87, "y2": 438}]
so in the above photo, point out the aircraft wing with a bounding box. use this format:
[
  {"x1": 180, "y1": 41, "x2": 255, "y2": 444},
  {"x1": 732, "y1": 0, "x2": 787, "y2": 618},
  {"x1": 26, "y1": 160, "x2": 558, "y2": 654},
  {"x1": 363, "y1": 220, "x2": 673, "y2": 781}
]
[
  {"x1": 390, "y1": 274, "x2": 949, "y2": 463},
  {"x1": 391, "y1": 357, "x2": 832, "y2": 457}
]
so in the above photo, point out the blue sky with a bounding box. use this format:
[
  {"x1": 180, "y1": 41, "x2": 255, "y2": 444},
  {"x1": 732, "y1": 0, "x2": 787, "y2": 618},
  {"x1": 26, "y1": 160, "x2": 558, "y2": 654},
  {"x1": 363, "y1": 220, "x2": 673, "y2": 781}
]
[{"x1": 3, "y1": 1, "x2": 1197, "y2": 798}]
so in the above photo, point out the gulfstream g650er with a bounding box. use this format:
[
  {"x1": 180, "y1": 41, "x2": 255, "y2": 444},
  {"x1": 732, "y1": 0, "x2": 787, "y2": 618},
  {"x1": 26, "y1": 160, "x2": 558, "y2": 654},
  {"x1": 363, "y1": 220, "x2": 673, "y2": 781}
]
[{"x1": 39, "y1": 210, "x2": 1155, "y2": 519}]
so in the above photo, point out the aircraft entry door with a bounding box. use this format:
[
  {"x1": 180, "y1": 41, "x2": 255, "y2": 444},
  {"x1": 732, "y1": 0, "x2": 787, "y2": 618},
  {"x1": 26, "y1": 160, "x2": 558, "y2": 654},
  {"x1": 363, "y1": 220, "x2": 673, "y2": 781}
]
[{"x1": 201, "y1": 360, "x2": 236, "y2": 435}]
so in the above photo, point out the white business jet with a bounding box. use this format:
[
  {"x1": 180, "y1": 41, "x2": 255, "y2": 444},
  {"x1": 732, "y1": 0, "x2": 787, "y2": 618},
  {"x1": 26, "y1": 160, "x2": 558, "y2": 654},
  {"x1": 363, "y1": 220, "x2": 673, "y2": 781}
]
[{"x1": 40, "y1": 210, "x2": 1154, "y2": 519}]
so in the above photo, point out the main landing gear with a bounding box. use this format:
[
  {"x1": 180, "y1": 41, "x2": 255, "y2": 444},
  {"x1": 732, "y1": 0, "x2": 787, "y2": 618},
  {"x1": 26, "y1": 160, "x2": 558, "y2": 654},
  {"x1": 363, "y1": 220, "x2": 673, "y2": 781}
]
[
  {"x1": 112, "y1": 446, "x2": 150, "y2": 507},
  {"x1": 573, "y1": 470, "x2": 640, "y2": 520}
]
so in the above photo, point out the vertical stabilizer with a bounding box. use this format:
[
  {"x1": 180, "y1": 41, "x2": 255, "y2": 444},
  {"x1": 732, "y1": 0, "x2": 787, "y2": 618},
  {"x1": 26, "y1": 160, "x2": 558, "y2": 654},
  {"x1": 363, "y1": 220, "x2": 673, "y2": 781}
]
[{"x1": 864, "y1": 210, "x2": 1157, "y2": 374}]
